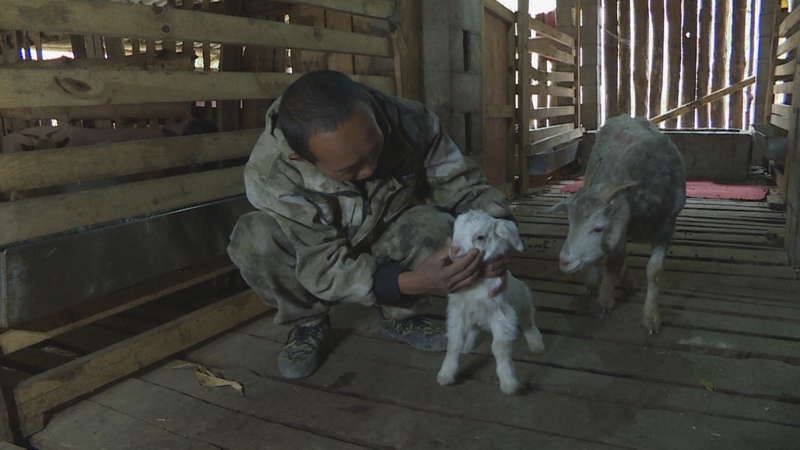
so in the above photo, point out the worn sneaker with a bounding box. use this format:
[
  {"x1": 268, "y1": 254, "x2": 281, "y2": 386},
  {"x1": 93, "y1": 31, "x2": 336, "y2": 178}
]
[
  {"x1": 278, "y1": 316, "x2": 331, "y2": 379},
  {"x1": 378, "y1": 309, "x2": 447, "y2": 352}
]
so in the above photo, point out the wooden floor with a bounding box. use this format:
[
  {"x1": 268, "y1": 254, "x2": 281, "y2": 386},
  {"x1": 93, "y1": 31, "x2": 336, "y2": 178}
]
[{"x1": 29, "y1": 183, "x2": 800, "y2": 450}]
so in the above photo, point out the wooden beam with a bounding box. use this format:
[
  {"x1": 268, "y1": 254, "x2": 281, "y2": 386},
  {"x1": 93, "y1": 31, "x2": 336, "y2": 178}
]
[
  {"x1": 530, "y1": 69, "x2": 574, "y2": 83},
  {"x1": 650, "y1": 76, "x2": 756, "y2": 125},
  {"x1": 604, "y1": 0, "x2": 619, "y2": 119},
  {"x1": 529, "y1": 17, "x2": 574, "y2": 48},
  {"x1": 530, "y1": 85, "x2": 575, "y2": 98},
  {"x1": 0, "y1": 166, "x2": 245, "y2": 246},
  {"x1": 649, "y1": 0, "x2": 665, "y2": 118},
  {"x1": 730, "y1": 0, "x2": 747, "y2": 128},
  {"x1": 771, "y1": 114, "x2": 793, "y2": 131},
  {"x1": 680, "y1": 0, "x2": 698, "y2": 127},
  {"x1": 618, "y1": 0, "x2": 632, "y2": 115},
  {"x1": 483, "y1": 0, "x2": 515, "y2": 24},
  {"x1": 777, "y1": 30, "x2": 800, "y2": 57},
  {"x1": 529, "y1": 106, "x2": 576, "y2": 121},
  {"x1": 666, "y1": 0, "x2": 682, "y2": 126},
  {"x1": 0, "y1": 69, "x2": 395, "y2": 109},
  {"x1": 0, "y1": 256, "x2": 237, "y2": 355},
  {"x1": 391, "y1": 0, "x2": 423, "y2": 101},
  {"x1": 0, "y1": 129, "x2": 259, "y2": 192},
  {"x1": 773, "y1": 81, "x2": 794, "y2": 94},
  {"x1": 517, "y1": 0, "x2": 533, "y2": 193},
  {"x1": 486, "y1": 104, "x2": 515, "y2": 118},
  {"x1": 529, "y1": 124, "x2": 574, "y2": 142},
  {"x1": 14, "y1": 290, "x2": 270, "y2": 438},
  {"x1": 697, "y1": 0, "x2": 712, "y2": 127},
  {"x1": 527, "y1": 127, "x2": 584, "y2": 155},
  {"x1": 633, "y1": 0, "x2": 650, "y2": 117},
  {"x1": 771, "y1": 103, "x2": 792, "y2": 118},
  {"x1": 0, "y1": 102, "x2": 191, "y2": 123},
  {"x1": 710, "y1": 0, "x2": 729, "y2": 127},
  {"x1": 779, "y1": 5, "x2": 800, "y2": 36},
  {"x1": 528, "y1": 38, "x2": 575, "y2": 65},
  {"x1": 1, "y1": 0, "x2": 391, "y2": 58},
  {"x1": 284, "y1": 0, "x2": 395, "y2": 19}
]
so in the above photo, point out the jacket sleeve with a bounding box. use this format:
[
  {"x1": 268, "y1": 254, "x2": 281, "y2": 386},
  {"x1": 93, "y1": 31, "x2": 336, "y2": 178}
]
[
  {"x1": 421, "y1": 111, "x2": 515, "y2": 221},
  {"x1": 243, "y1": 160, "x2": 380, "y2": 306}
]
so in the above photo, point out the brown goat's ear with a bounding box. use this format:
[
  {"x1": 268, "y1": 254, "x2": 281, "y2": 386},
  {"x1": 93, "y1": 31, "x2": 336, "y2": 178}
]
[{"x1": 597, "y1": 181, "x2": 638, "y2": 202}]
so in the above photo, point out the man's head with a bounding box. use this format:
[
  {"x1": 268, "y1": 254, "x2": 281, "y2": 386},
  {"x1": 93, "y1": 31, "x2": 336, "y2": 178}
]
[{"x1": 278, "y1": 70, "x2": 384, "y2": 182}]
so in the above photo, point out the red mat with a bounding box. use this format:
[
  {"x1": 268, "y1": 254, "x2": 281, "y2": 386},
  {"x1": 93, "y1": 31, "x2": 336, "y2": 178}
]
[{"x1": 559, "y1": 177, "x2": 768, "y2": 201}]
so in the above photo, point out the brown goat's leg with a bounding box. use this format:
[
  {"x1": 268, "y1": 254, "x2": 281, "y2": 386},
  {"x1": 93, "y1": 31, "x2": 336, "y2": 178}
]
[{"x1": 643, "y1": 245, "x2": 666, "y2": 334}]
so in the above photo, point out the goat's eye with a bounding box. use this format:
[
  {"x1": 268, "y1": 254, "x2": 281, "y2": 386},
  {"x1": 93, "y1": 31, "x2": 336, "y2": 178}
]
[
  {"x1": 476, "y1": 235, "x2": 486, "y2": 241},
  {"x1": 591, "y1": 226, "x2": 604, "y2": 233}
]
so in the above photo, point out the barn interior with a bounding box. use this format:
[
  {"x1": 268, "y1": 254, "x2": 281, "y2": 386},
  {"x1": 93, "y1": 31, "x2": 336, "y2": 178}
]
[{"x1": 0, "y1": 0, "x2": 799, "y2": 448}]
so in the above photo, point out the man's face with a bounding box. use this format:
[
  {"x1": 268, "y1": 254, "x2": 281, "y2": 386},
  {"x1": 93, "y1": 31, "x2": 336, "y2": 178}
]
[{"x1": 305, "y1": 104, "x2": 384, "y2": 182}]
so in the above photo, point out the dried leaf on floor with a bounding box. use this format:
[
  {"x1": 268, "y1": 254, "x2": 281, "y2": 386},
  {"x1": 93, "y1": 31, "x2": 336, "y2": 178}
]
[{"x1": 196, "y1": 365, "x2": 244, "y2": 396}]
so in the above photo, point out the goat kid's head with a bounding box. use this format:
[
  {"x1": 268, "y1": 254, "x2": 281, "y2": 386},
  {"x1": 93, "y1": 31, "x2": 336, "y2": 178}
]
[
  {"x1": 543, "y1": 181, "x2": 637, "y2": 273},
  {"x1": 450, "y1": 210, "x2": 523, "y2": 262}
]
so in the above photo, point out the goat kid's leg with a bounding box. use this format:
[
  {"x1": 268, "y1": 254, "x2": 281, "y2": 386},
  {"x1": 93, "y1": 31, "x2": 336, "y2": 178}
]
[
  {"x1": 643, "y1": 245, "x2": 666, "y2": 334},
  {"x1": 596, "y1": 258, "x2": 616, "y2": 313},
  {"x1": 491, "y1": 337, "x2": 520, "y2": 394},
  {"x1": 437, "y1": 320, "x2": 468, "y2": 386},
  {"x1": 519, "y1": 307, "x2": 545, "y2": 353},
  {"x1": 618, "y1": 254, "x2": 636, "y2": 296},
  {"x1": 461, "y1": 328, "x2": 478, "y2": 354}
]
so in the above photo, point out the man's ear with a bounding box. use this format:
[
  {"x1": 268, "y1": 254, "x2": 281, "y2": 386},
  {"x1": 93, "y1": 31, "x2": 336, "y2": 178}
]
[{"x1": 288, "y1": 153, "x2": 313, "y2": 165}]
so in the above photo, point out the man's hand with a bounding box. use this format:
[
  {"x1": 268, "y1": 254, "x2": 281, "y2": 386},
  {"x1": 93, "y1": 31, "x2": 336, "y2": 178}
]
[{"x1": 398, "y1": 237, "x2": 483, "y2": 296}]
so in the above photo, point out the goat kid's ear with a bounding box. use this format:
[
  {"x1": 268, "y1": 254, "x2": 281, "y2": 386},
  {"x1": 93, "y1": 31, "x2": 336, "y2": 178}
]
[
  {"x1": 542, "y1": 198, "x2": 570, "y2": 214},
  {"x1": 496, "y1": 220, "x2": 524, "y2": 252},
  {"x1": 597, "y1": 181, "x2": 638, "y2": 202}
]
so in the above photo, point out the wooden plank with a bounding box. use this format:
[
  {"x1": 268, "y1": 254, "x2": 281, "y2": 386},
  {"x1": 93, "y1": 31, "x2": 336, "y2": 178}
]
[
  {"x1": 772, "y1": 103, "x2": 793, "y2": 118},
  {"x1": 284, "y1": 0, "x2": 394, "y2": 19},
  {"x1": 391, "y1": 0, "x2": 423, "y2": 101},
  {"x1": 779, "y1": 4, "x2": 800, "y2": 36},
  {"x1": 0, "y1": 166, "x2": 245, "y2": 246},
  {"x1": 483, "y1": 0, "x2": 515, "y2": 24},
  {"x1": 770, "y1": 113, "x2": 793, "y2": 131},
  {"x1": 618, "y1": 0, "x2": 632, "y2": 115},
  {"x1": 325, "y1": 10, "x2": 355, "y2": 74},
  {"x1": 528, "y1": 38, "x2": 575, "y2": 65},
  {"x1": 529, "y1": 16, "x2": 574, "y2": 48},
  {"x1": 527, "y1": 127, "x2": 584, "y2": 155},
  {"x1": 650, "y1": 76, "x2": 755, "y2": 124},
  {"x1": 774, "y1": 58, "x2": 797, "y2": 77},
  {"x1": 14, "y1": 290, "x2": 270, "y2": 438},
  {"x1": 665, "y1": 0, "x2": 681, "y2": 126},
  {"x1": 516, "y1": 0, "x2": 533, "y2": 193},
  {"x1": 0, "y1": 102, "x2": 191, "y2": 123},
  {"x1": 528, "y1": 123, "x2": 574, "y2": 141},
  {"x1": 529, "y1": 69, "x2": 574, "y2": 84},
  {"x1": 0, "y1": 129, "x2": 259, "y2": 192},
  {"x1": 773, "y1": 81, "x2": 794, "y2": 94},
  {"x1": 680, "y1": 0, "x2": 698, "y2": 126},
  {"x1": 529, "y1": 105, "x2": 575, "y2": 121},
  {"x1": 530, "y1": 84, "x2": 575, "y2": 98},
  {"x1": 604, "y1": 0, "x2": 618, "y2": 117},
  {"x1": 697, "y1": 0, "x2": 712, "y2": 126},
  {"x1": 777, "y1": 30, "x2": 800, "y2": 57},
  {"x1": 633, "y1": 0, "x2": 649, "y2": 117},
  {"x1": 1, "y1": 0, "x2": 391, "y2": 58},
  {"x1": 0, "y1": 68, "x2": 395, "y2": 109},
  {"x1": 0, "y1": 256, "x2": 236, "y2": 355}
]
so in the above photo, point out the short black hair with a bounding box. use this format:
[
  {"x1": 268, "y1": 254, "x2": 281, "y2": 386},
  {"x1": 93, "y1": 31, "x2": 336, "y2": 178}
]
[{"x1": 277, "y1": 70, "x2": 371, "y2": 163}]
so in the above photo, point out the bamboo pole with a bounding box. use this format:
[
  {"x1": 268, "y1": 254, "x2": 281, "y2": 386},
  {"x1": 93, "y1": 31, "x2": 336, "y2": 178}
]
[
  {"x1": 680, "y1": 0, "x2": 698, "y2": 127},
  {"x1": 649, "y1": 0, "x2": 664, "y2": 117},
  {"x1": 633, "y1": 0, "x2": 649, "y2": 116},
  {"x1": 729, "y1": 0, "x2": 747, "y2": 129},
  {"x1": 618, "y1": 0, "x2": 631, "y2": 114},
  {"x1": 665, "y1": 0, "x2": 681, "y2": 128},
  {"x1": 697, "y1": 0, "x2": 712, "y2": 127},
  {"x1": 650, "y1": 75, "x2": 755, "y2": 124},
  {"x1": 604, "y1": 0, "x2": 619, "y2": 119},
  {"x1": 710, "y1": 0, "x2": 729, "y2": 127}
]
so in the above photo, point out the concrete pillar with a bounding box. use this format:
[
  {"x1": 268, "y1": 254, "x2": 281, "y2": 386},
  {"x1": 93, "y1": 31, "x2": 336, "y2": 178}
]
[{"x1": 421, "y1": 0, "x2": 484, "y2": 159}]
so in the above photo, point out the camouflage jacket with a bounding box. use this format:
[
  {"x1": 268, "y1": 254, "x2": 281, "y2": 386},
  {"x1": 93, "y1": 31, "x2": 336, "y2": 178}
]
[{"x1": 243, "y1": 84, "x2": 513, "y2": 305}]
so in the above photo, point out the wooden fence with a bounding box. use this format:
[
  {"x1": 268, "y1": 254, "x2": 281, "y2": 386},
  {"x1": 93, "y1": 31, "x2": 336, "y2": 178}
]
[{"x1": 604, "y1": 0, "x2": 759, "y2": 129}]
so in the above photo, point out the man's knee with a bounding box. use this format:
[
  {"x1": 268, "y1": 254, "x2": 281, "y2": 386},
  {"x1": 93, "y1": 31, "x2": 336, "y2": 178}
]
[{"x1": 228, "y1": 211, "x2": 285, "y2": 267}]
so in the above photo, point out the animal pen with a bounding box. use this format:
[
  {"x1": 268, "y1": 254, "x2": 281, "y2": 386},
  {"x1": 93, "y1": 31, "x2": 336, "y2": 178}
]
[{"x1": 0, "y1": 0, "x2": 798, "y2": 448}]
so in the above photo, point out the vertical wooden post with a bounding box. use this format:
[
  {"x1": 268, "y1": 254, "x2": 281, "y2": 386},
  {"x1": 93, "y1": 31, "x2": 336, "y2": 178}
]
[
  {"x1": 680, "y1": 0, "x2": 697, "y2": 128},
  {"x1": 581, "y1": 0, "x2": 602, "y2": 129},
  {"x1": 665, "y1": 0, "x2": 681, "y2": 128},
  {"x1": 754, "y1": 0, "x2": 780, "y2": 125},
  {"x1": 697, "y1": 0, "x2": 712, "y2": 127},
  {"x1": 326, "y1": 10, "x2": 355, "y2": 74},
  {"x1": 633, "y1": 0, "x2": 649, "y2": 117},
  {"x1": 391, "y1": 0, "x2": 423, "y2": 102},
  {"x1": 710, "y1": 0, "x2": 729, "y2": 127},
  {"x1": 618, "y1": 0, "x2": 631, "y2": 115},
  {"x1": 729, "y1": 0, "x2": 747, "y2": 129},
  {"x1": 516, "y1": 0, "x2": 532, "y2": 193},
  {"x1": 219, "y1": 0, "x2": 244, "y2": 132},
  {"x1": 604, "y1": 0, "x2": 619, "y2": 120},
  {"x1": 649, "y1": 0, "x2": 664, "y2": 117},
  {"x1": 786, "y1": 45, "x2": 800, "y2": 265}
]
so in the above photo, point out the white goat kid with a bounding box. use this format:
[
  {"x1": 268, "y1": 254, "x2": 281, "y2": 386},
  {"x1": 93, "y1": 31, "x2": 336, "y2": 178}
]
[
  {"x1": 546, "y1": 115, "x2": 686, "y2": 334},
  {"x1": 437, "y1": 210, "x2": 544, "y2": 394}
]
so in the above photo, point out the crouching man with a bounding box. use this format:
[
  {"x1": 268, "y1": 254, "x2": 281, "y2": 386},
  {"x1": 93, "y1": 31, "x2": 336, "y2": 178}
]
[{"x1": 228, "y1": 70, "x2": 514, "y2": 379}]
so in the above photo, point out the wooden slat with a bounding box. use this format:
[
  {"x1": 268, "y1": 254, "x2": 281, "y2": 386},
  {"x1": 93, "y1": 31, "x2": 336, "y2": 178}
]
[
  {"x1": 528, "y1": 123, "x2": 574, "y2": 141},
  {"x1": 0, "y1": 68, "x2": 395, "y2": 109},
  {"x1": 650, "y1": 76, "x2": 755, "y2": 124},
  {"x1": 530, "y1": 68, "x2": 574, "y2": 83},
  {"x1": 0, "y1": 255, "x2": 237, "y2": 355},
  {"x1": 14, "y1": 290, "x2": 270, "y2": 437},
  {"x1": 779, "y1": 5, "x2": 800, "y2": 36},
  {"x1": 284, "y1": 0, "x2": 394, "y2": 19},
  {"x1": 527, "y1": 127, "x2": 584, "y2": 155},
  {"x1": 771, "y1": 113, "x2": 793, "y2": 131},
  {"x1": 772, "y1": 103, "x2": 793, "y2": 118},
  {"x1": 774, "y1": 59, "x2": 796, "y2": 77},
  {"x1": 0, "y1": 167, "x2": 244, "y2": 246},
  {"x1": 516, "y1": 0, "x2": 533, "y2": 193},
  {"x1": 773, "y1": 81, "x2": 795, "y2": 94},
  {"x1": 776, "y1": 30, "x2": 800, "y2": 56},
  {"x1": 529, "y1": 16, "x2": 574, "y2": 48},
  {"x1": 530, "y1": 84, "x2": 575, "y2": 98},
  {"x1": 529, "y1": 105, "x2": 575, "y2": 121},
  {"x1": 528, "y1": 38, "x2": 575, "y2": 65},
  {"x1": 0, "y1": 102, "x2": 191, "y2": 122},
  {"x1": 0, "y1": 129, "x2": 259, "y2": 192},
  {"x1": 483, "y1": 0, "x2": 515, "y2": 24},
  {"x1": 1, "y1": 0, "x2": 391, "y2": 58}
]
